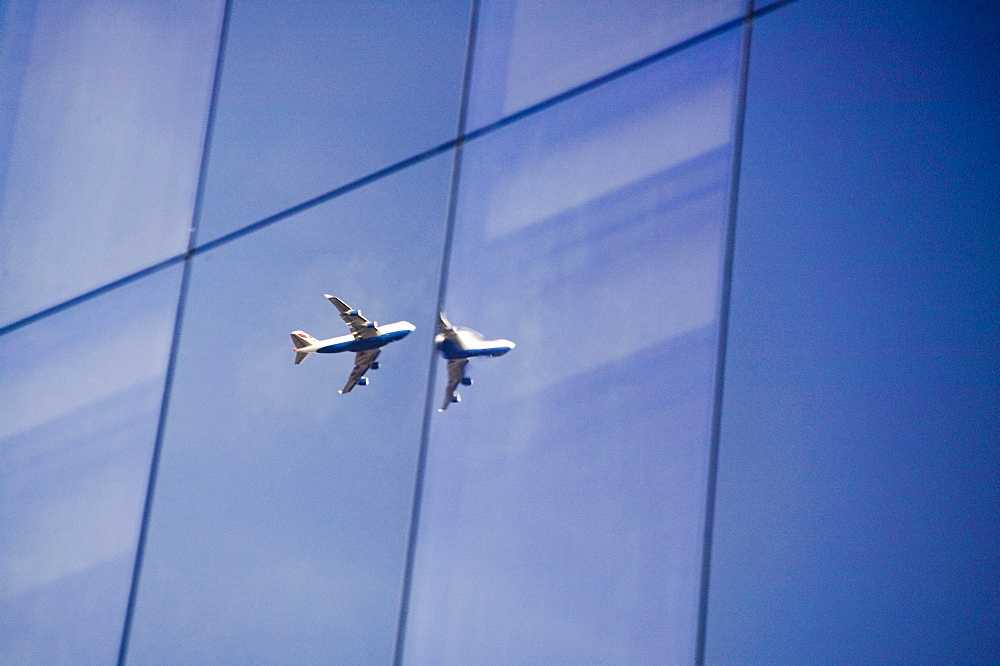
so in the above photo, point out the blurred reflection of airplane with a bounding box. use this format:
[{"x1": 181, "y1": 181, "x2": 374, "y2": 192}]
[
  {"x1": 436, "y1": 313, "x2": 515, "y2": 411},
  {"x1": 291, "y1": 295, "x2": 415, "y2": 394}
]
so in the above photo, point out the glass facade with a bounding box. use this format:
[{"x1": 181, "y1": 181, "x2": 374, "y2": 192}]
[
  {"x1": 405, "y1": 30, "x2": 741, "y2": 664},
  {"x1": 1, "y1": 1, "x2": 996, "y2": 664},
  {"x1": 705, "y1": 0, "x2": 1000, "y2": 662},
  {"x1": 195, "y1": 0, "x2": 471, "y2": 243},
  {"x1": 0, "y1": 267, "x2": 182, "y2": 663},
  {"x1": 0, "y1": 0, "x2": 224, "y2": 328},
  {"x1": 125, "y1": 152, "x2": 454, "y2": 664},
  {"x1": 466, "y1": 0, "x2": 741, "y2": 130}
]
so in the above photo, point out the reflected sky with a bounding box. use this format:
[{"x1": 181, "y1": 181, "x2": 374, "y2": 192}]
[
  {"x1": 0, "y1": 0, "x2": 223, "y2": 328},
  {"x1": 4, "y1": 1, "x2": 992, "y2": 662},
  {"x1": 404, "y1": 31, "x2": 741, "y2": 664},
  {"x1": 0, "y1": 266, "x2": 181, "y2": 665},
  {"x1": 196, "y1": 0, "x2": 470, "y2": 243},
  {"x1": 124, "y1": 153, "x2": 454, "y2": 664},
  {"x1": 467, "y1": 0, "x2": 741, "y2": 130},
  {"x1": 706, "y1": 0, "x2": 1000, "y2": 663}
]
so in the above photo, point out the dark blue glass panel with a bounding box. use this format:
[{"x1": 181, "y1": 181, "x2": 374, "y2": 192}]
[
  {"x1": 706, "y1": 1, "x2": 1000, "y2": 663},
  {"x1": 0, "y1": 0, "x2": 223, "y2": 328},
  {"x1": 124, "y1": 153, "x2": 453, "y2": 663},
  {"x1": 0, "y1": 267, "x2": 182, "y2": 664},
  {"x1": 196, "y1": 1, "x2": 470, "y2": 244},
  {"x1": 466, "y1": 0, "x2": 742, "y2": 131},
  {"x1": 404, "y1": 32, "x2": 742, "y2": 663}
]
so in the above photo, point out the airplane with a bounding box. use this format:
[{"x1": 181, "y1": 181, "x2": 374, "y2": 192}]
[
  {"x1": 436, "y1": 313, "x2": 515, "y2": 411},
  {"x1": 291, "y1": 295, "x2": 416, "y2": 394}
]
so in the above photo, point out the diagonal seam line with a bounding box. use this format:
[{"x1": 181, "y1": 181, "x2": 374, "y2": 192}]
[
  {"x1": 0, "y1": 0, "x2": 799, "y2": 339},
  {"x1": 461, "y1": 0, "x2": 798, "y2": 144},
  {"x1": 0, "y1": 255, "x2": 185, "y2": 337},
  {"x1": 116, "y1": 0, "x2": 234, "y2": 663},
  {"x1": 195, "y1": 4, "x2": 800, "y2": 258},
  {"x1": 193, "y1": 139, "x2": 456, "y2": 255}
]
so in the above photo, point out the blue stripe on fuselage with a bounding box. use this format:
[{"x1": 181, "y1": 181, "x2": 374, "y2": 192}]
[
  {"x1": 439, "y1": 339, "x2": 511, "y2": 359},
  {"x1": 317, "y1": 329, "x2": 411, "y2": 354}
]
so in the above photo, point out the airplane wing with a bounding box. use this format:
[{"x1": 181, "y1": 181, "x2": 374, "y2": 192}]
[
  {"x1": 326, "y1": 294, "x2": 379, "y2": 339},
  {"x1": 340, "y1": 348, "x2": 381, "y2": 394},
  {"x1": 439, "y1": 358, "x2": 469, "y2": 411}
]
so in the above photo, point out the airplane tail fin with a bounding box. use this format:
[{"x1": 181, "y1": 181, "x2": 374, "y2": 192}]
[
  {"x1": 291, "y1": 330, "x2": 319, "y2": 349},
  {"x1": 291, "y1": 330, "x2": 319, "y2": 365}
]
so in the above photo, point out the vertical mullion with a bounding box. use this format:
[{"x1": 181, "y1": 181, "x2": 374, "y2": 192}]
[
  {"x1": 695, "y1": 2, "x2": 755, "y2": 664},
  {"x1": 392, "y1": 1, "x2": 481, "y2": 663},
  {"x1": 115, "y1": 1, "x2": 234, "y2": 663}
]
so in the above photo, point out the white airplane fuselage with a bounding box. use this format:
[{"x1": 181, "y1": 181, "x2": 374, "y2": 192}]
[
  {"x1": 437, "y1": 327, "x2": 515, "y2": 359},
  {"x1": 297, "y1": 321, "x2": 415, "y2": 355}
]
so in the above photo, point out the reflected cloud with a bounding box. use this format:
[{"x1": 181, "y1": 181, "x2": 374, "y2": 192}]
[
  {"x1": 467, "y1": 0, "x2": 741, "y2": 127},
  {"x1": 458, "y1": 146, "x2": 732, "y2": 398},
  {"x1": 410, "y1": 30, "x2": 740, "y2": 663},
  {"x1": 501, "y1": 204, "x2": 725, "y2": 397},
  {"x1": 0, "y1": 267, "x2": 179, "y2": 662},
  {"x1": 0, "y1": 308, "x2": 173, "y2": 443},
  {"x1": 486, "y1": 80, "x2": 733, "y2": 238},
  {"x1": 504, "y1": 0, "x2": 738, "y2": 116},
  {"x1": 1, "y1": 395, "x2": 154, "y2": 596}
]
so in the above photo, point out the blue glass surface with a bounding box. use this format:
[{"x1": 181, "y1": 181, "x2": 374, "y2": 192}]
[
  {"x1": 404, "y1": 31, "x2": 742, "y2": 664},
  {"x1": 0, "y1": 0, "x2": 223, "y2": 328},
  {"x1": 0, "y1": 267, "x2": 182, "y2": 664},
  {"x1": 706, "y1": 1, "x2": 1000, "y2": 663},
  {"x1": 124, "y1": 153, "x2": 454, "y2": 663},
  {"x1": 466, "y1": 0, "x2": 742, "y2": 131},
  {"x1": 196, "y1": 1, "x2": 470, "y2": 244}
]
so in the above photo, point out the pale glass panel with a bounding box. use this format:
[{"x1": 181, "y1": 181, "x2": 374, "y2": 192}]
[
  {"x1": 467, "y1": 0, "x2": 741, "y2": 129},
  {"x1": 405, "y1": 31, "x2": 742, "y2": 664},
  {"x1": 0, "y1": 0, "x2": 223, "y2": 327},
  {"x1": 0, "y1": 267, "x2": 182, "y2": 664},
  {"x1": 196, "y1": 0, "x2": 470, "y2": 243},
  {"x1": 125, "y1": 153, "x2": 454, "y2": 664}
]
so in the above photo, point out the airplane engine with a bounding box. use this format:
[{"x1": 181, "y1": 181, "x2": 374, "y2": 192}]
[
  {"x1": 371, "y1": 362, "x2": 379, "y2": 370},
  {"x1": 365, "y1": 321, "x2": 377, "y2": 328},
  {"x1": 358, "y1": 377, "x2": 369, "y2": 386},
  {"x1": 461, "y1": 377, "x2": 473, "y2": 386},
  {"x1": 451, "y1": 393, "x2": 461, "y2": 403}
]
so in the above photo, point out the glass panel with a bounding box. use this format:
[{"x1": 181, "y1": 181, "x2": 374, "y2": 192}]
[
  {"x1": 706, "y1": 1, "x2": 1000, "y2": 663},
  {"x1": 0, "y1": 0, "x2": 223, "y2": 328},
  {"x1": 0, "y1": 267, "x2": 182, "y2": 664},
  {"x1": 467, "y1": 0, "x2": 742, "y2": 130},
  {"x1": 404, "y1": 32, "x2": 741, "y2": 664},
  {"x1": 124, "y1": 153, "x2": 454, "y2": 663},
  {"x1": 196, "y1": 1, "x2": 471, "y2": 244}
]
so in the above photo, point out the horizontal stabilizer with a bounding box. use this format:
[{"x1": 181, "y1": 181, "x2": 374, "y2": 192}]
[{"x1": 294, "y1": 351, "x2": 310, "y2": 365}]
